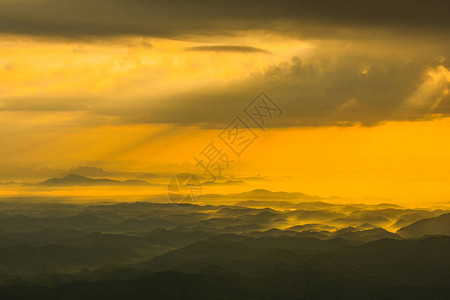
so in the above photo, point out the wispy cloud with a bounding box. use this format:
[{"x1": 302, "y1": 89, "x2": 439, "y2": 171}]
[{"x1": 185, "y1": 45, "x2": 270, "y2": 53}]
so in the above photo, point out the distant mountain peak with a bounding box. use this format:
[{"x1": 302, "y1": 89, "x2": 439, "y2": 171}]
[
  {"x1": 68, "y1": 166, "x2": 108, "y2": 177},
  {"x1": 397, "y1": 213, "x2": 450, "y2": 238},
  {"x1": 38, "y1": 174, "x2": 150, "y2": 187},
  {"x1": 64, "y1": 174, "x2": 90, "y2": 180}
]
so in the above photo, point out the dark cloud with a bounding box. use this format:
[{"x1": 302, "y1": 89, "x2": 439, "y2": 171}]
[
  {"x1": 185, "y1": 45, "x2": 270, "y2": 53},
  {"x1": 105, "y1": 49, "x2": 449, "y2": 127},
  {"x1": 2, "y1": 45, "x2": 448, "y2": 128},
  {"x1": 1, "y1": 0, "x2": 448, "y2": 128},
  {"x1": 0, "y1": 0, "x2": 448, "y2": 39},
  {"x1": 0, "y1": 97, "x2": 91, "y2": 111}
]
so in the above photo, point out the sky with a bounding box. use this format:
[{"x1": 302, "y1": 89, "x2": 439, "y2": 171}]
[{"x1": 0, "y1": 0, "x2": 449, "y2": 206}]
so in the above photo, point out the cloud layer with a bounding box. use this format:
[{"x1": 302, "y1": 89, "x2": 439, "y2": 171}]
[
  {"x1": 0, "y1": 0, "x2": 448, "y2": 38},
  {"x1": 100, "y1": 43, "x2": 450, "y2": 127}
]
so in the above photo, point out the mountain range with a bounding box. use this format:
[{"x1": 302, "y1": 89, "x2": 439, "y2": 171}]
[{"x1": 0, "y1": 194, "x2": 447, "y2": 299}]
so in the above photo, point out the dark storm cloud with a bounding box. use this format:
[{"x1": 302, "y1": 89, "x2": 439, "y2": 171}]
[
  {"x1": 2, "y1": 42, "x2": 447, "y2": 127},
  {"x1": 0, "y1": 0, "x2": 448, "y2": 38},
  {"x1": 108, "y1": 50, "x2": 449, "y2": 127},
  {"x1": 0, "y1": 97, "x2": 91, "y2": 111},
  {"x1": 185, "y1": 45, "x2": 270, "y2": 53},
  {"x1": 1, "y1": 0, "x2": 448, "y2": 127}
]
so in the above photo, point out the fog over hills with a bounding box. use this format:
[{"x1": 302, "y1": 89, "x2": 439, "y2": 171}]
[
  {"x1": 0, "y1": 192, "x2": 447, "y2": 298},
  {"x1": 397, "y1": 213, "x2": 450, "y2": 238}
]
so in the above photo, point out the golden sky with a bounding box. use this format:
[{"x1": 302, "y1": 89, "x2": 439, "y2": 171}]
[{"x1": 0, "y1": 0, "x2": 449, "y2": 206}]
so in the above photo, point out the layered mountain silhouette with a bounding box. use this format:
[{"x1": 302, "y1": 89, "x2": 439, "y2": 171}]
[
  {"x1": 38, "y1": 174, "x2": 153, "y2": 187},
  {"x1": 397, "y1": 213, "x2": 450, "y2": 238},
  {"x1": 0, "y1": 194, "x2": 448, "y2": 299}
]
